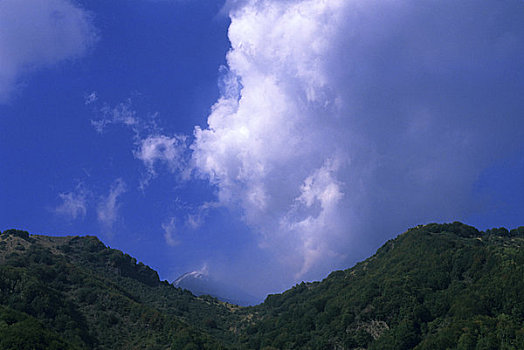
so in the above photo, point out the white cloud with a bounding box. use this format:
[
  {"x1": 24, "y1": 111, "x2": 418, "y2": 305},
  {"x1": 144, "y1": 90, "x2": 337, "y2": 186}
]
[
  {"x1": 97, "y1": 179, "x2": 127, "y2": 232},
  {"x1": 54, "y1": 186, "x2": 88, "y2": 220},
  {"x1": 88, "y1": 95, "x2": 188, "y2": 188},
  {"x1": 184, "y1": 201, "x2": 221, "y2": 230},
  {"x1": 134, "y1": 134, "x2": 188, "y2": 185},
  {"x1": 191, "y1": 0, "x2": 524, "y2": 282},
  {"x1": 0, "y1": 0, "x2": 96, "y2": 102},
  {"x1": 161, "y1": 217, "x2": 179, "y2": 246},
  {"x1": 84, "y1": 91, "x2": 98, "y2": 105},
  {"x1": 91, "y1": 98, "x2": 140, "y2": 134}
]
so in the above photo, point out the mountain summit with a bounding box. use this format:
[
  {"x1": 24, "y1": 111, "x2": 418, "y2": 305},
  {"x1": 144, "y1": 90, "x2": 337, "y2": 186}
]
[{"x1": 173, "y1": 268, "x2": 260, "y2": 306}]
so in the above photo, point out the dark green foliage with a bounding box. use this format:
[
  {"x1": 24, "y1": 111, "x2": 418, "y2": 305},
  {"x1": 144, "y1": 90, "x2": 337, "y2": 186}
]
[
  {"x1": 235, "y1": 223, "x2": 524, "y2": 349},
  {"x1": 0, "y1": 232, "x2": 237, "y2": 349},
  {"x1": 423, "y1": 222, "x2": 480, "y2": 238},
  {"x1": 485, "y1": 227, "x2": 510, "y2": 237},
  {"x1": 2, "y1": 223, "x2": 524, "y2": 349},
  {"x1": 0, "y1": 305, "x2": 75, "y2": 350},
  {"x1": 2, "y1": 229, "x2": 33, "y2": 242},
  {"x1": 509, "y1": 226, "x2": 524, "y2": 237}
]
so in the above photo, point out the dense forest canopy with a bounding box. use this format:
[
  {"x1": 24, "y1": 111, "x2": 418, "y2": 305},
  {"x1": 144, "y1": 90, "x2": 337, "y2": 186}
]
[{"x1": 1, "y1": 222, "x2": 524, "y2": 349}]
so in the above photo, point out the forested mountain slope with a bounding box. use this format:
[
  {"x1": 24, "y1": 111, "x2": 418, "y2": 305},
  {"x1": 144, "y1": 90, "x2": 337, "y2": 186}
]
[
  {"x1": 1, "y1": 223, "x2": 524, "y2": 349},
  {"x1": 0, "y1": 229, "x2": 238, "y2": 349},
  {"x1": 239, "y1": 223, "x2": 524, "y2": 349}
]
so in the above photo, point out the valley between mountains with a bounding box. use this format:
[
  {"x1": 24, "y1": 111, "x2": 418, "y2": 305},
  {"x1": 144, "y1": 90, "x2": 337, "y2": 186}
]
[{"x1": 1, "y1": 222, "x2": 524, "y2": 349}]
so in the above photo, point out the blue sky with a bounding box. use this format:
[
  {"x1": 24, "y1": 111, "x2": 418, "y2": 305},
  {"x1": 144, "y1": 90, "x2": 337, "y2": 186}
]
[{"x1": 1, "y1": 0, "x2": 524, "y2": 300}]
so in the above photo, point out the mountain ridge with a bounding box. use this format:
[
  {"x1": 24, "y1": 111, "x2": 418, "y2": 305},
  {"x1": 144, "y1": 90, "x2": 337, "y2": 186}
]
[{"x1": 1, "y1": 222, "x2": 524, "y2": 349}]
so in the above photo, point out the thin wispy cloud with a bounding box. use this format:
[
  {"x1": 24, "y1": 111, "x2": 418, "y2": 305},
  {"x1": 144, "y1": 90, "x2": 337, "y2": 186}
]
[
  {"x1": 184, "y1": 201, "x2": 221, "y2": 230},
  {"x1": 88, "y1": 95, "x2": 189, "y2": 188},
  {"x1": 90, "y1": 98, "x2": 141, "y2": 134},
  {"x1": 161, "y1": 217, "x2": 180, "y2": 247},
  {"x1": 134, "y1": 134, "x2": 188, "y2": 187},
  {"x1": 0, "y1": 0, "x2": 96, "y2": 103},
  {"x1": 84, "y1": 91, "x2": 98, "y2": 105},
  {"x1": 97, "y1": 179, "x2": 127, "y2": 233},
  {"x1": 54, "y1": 185, "x2": 89, "y2": 221}
]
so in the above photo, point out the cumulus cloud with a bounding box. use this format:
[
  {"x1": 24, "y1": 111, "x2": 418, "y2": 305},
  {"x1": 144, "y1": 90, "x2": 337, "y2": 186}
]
[
  {"x1": 54, "y1": 185, "x2": 88, "y2": 220},
  {"x1": 191, "y1": 0, "x2": 524, "y2": 283},
  {"x1": 97, "y1": 179, "x2": 127, "y2": 232},
  {"x1": 0, "y1": 0, "x2": 96, "y2": 102}
]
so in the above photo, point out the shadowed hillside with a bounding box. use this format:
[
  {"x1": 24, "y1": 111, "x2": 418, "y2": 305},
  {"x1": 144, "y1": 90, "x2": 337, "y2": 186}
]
[
  {"x1": 0, "y1": 229, "x2": 239, "y2": 349},
  {"x1": 1, "y1": 223, "x2": 524, "y2": 349}
]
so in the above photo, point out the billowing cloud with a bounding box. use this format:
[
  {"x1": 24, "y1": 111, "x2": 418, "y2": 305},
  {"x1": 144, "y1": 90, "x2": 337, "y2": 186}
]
[
  {"x1": 54, "y1": 185, "x2": 88, "y2": 220},
  {"x1": 97, "y1": 179, "x2": 127, "y2": 232},
  {"x1": 0, "y1": 0, "x2": 96, "y2": 102},
  {"x1": 191, "y1": 0, "x2": 524, "y2": 283}
]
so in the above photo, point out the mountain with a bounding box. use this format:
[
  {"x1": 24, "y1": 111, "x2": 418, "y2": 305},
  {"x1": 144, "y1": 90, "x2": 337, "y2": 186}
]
[
  {"x1": 174, "y1": 269, "x2": 261, "y2": 306},
  {"x1": 0, "y1": 229, "x2": 240, "y2": 349},
  {"x1": 236, "y1": 223, "x2": 524, "y2": 349},
  {"x1": 1, "y1": 223, "x2": 524, "y2": 349}
]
